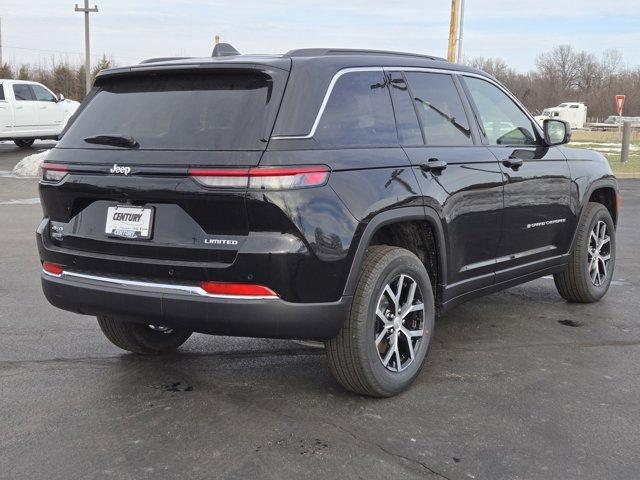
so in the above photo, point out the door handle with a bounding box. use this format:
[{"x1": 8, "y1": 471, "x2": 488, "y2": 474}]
[
  {"x1": 40, "y1": 106, "x2": 47, "y2": 109},
  {"x1": 420, "y1": 158, "x2": 448, "y2": 172},
  {"x1": 502, "y1": 157, "x2": 524, "y2": 170}
]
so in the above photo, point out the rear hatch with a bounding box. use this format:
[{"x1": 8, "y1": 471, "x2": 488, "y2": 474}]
[{"x1": 40, "y1": 61, "x2": 289, "y2": 271}]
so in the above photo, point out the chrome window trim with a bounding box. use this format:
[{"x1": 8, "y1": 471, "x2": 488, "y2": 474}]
[
  {"x1": 271, "y1": 65, "x2": 543, "y2": 141},
  {"x1": 43, "y1": 269, "x2": 278, "y2": 300},
  {"x1": 271, "y1": 66, "x2": 383, "y2": 140}
]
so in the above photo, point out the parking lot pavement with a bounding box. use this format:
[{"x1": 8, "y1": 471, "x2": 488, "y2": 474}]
[{"x1": 0, "y1": 145, "x2": 638, "y2": 480}]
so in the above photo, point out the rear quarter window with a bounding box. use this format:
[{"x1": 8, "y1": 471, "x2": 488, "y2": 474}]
[{"x1": 314, "y1": 71, "x2": 397, "y2": 147}]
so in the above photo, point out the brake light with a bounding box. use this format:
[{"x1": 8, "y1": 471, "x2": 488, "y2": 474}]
[
  {"x1": 199, "y1": 281, "x2": 278, "y2": 297},
  {"x1": 43, "y1": 261, "x2": 64, "y2": 276},
  {"x1": 188, "y1": 165, "x2": 329, "y2": 190},
  {"x1": 41, "y1": 163, "x2": 68, "y2": 182}
]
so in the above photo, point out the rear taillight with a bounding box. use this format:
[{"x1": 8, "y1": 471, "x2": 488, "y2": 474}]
[
  {"x1": 41, "y1": 163, "x2": 68, "y2": 183},
  {"x1": 199, "y1": 281, "x2": 278, "y2": 297},
  {"x1": 43, "y1": 261, "x2": 64, "y2": 276},
  {"x1": 188, "y1": 165, "x2": 329, "y2": 190}
]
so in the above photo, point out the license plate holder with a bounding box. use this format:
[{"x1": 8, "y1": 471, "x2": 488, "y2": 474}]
[{"x1": 105, "y1": 205, "x2": 154, "y2": 240}]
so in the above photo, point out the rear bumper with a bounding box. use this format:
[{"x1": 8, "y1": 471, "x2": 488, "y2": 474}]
[{"x1": 41, "y1": 272, "x2": 351, "y2": 341}]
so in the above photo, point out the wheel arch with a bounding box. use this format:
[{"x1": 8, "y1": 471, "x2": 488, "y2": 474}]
[
  {"x1": 570, "y1": 178, "x2": 619, "y2": 253},
  {"x1": 342, "y1": 206, "x2": 447, "y2": 308}
]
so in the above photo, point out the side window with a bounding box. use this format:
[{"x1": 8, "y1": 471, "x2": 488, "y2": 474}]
[
  {"x1": 464, "y1": 77, "x2": 538, "y2": 146},
  {"x1": 0, "y1": 84, "x2": 5, "y2": 101},
  {"x1": 13, "y1": 84, "x2": 35, "y2": 101},
  {"x1": 32, "y1": 84, "x2": 57, "y2": 102},
  {"x1": 388, "y1": 73, "x2": 423, "y2": 145},
  {"x1": 314, "y1": 71, "x2": 397, "y2": 147},
  {"x1": 405, "y1": 72, "x2": 473, "y2": 146}
]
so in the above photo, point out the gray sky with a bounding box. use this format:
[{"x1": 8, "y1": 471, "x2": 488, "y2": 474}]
[{"x1": 2, "y1": 0, "x2": 639, "y2": 72}]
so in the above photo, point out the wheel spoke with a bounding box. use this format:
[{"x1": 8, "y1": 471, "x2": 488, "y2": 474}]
[
  {"x1": 394, "y1": 346, "x2": 402, "y2": 371},
  {"x1": 598, "y1": 257, "x2": 608, "y2": 280},
  {"x1": 375, "y1": 326, "x2": 390, "y2": 346},
  {"x1": 601, "y1": 253, "x2": 611, "y2": 262},
  {"x1": 402, "y1": 326, "x2": 424, "y2": 338},
  {"x1": 383, "y1": 285, "x2": 398, "y2": 311},
  {"x1": 402, "y1": 331, "x2": 415, "y2": 361},
  {"x1": 395, "y1": 275, "x2": 406, "y2": 303},
  {"x1": 376, "y1": 308, "x2": 392, "y2": 326},
  {"x1": 402, "y1": 302, "x2": 424, "y2": 318},
  {"x1": 382, "y1": 342, "x2": 395, "y2": 367}
]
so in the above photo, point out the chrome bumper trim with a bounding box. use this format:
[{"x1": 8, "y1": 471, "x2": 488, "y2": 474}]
[{"x1": 42, "y1": 269, "x2": 278, "y2": 300}]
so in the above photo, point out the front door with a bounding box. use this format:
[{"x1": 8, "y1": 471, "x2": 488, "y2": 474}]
[
  {"x1": 388, "y1": 70, "x2": 505, "y2": 300},
  {"x1": 461, "y1": 75, "x2": 573, "y2": 282},
  {"x1": 31, "y1": 84, "x2": 63, "y2": 134}
]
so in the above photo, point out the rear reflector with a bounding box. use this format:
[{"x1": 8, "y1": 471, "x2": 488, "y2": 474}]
[
  {"x1": 199, "y1": 281, "x2": 277, "y2": 297},
  {"x1": 43, "y1": 261, "x2": 64, "y2": 276},
  {"x1": 41, "y1": 163, "x2": 69, "y2": 182},
  {"x1": 189, "y1": 165, "x2": 329, "y2": 190}
]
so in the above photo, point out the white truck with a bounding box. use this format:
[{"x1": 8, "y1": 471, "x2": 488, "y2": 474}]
[
  {"x1": 534, "y1": 102, "x2": 587, "y2": 129},
  {"x1": 0, "y1": 79, "x2": 80, "y2": 148}
]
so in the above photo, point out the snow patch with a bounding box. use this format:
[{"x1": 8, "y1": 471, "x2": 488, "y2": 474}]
[{"x1": 12, "y1": 150, "x2": 51, "y2": 177}]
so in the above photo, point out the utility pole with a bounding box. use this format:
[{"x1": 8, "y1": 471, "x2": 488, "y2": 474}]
[
  {"x1": 447, "y1": 0, "x2": 460, "y2": 62},
  {"x1": 457, "y1": 0, "x2": 465, "y2": 63},
  {"x1": 75, "y1": 1, "x2": 98, "y2": 95}
]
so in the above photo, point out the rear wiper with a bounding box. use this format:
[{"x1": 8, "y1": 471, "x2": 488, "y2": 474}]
[{"x1": 84, "y1": 134, "x2": 140, "y2": 149}]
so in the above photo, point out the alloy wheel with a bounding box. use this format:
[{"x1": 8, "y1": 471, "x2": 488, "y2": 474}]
[
  {"x1": 588, "y1": 220, "x2": 611, "y2": 287},
  {"x1": 374, "y1": 274, "x2": 426, "y2": 372}
]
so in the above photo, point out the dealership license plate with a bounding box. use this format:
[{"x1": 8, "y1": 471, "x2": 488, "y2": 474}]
[{"x1": 105, "y1": 205, "x2": 154, "y2": 239}]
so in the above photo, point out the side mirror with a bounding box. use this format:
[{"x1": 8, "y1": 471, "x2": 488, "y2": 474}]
[
  {"x1": 543, "y1": 119, "x2": 571, "y2": 146},
  {"x1": 57, "y1": 93, "x2": 65, "y2": 102}
]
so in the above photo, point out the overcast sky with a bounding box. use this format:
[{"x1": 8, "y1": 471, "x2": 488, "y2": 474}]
[{"x1": 2, "y1": 0, "x2": 639, "y2": 72}]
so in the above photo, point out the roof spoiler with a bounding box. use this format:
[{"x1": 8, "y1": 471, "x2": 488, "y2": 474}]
[{"x1": 212, "y1": 43, "x2": 240, "y2": 57}]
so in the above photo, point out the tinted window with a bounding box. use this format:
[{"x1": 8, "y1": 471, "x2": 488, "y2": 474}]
[
  {"x1": 59, "y1": 72, "x2": 277, "y2": 151},
  {"x1": 0, "y1": 84, "x2": 4, "y2": 101},
  {"x1": 32, "y1": 84, "x2": 56, "y2": 102},
  {"x1": 314, "y1": 71, "x2": 397, "y2": 147},
  {"x1": 405, "y1": 72, "x2": 472, "y2": 146},
  {"x1": 464, "y1": 76, "x2": 538, "y2": 146},
  {"x1": 13, "y1": 84, "x2": 35, "y2": 101},
  {"x1": 388, "y1": 73, "x2": 423, "y2": 145}
]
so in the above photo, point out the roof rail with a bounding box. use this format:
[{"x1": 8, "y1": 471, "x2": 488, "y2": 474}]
[
  {"x1": 139, "y1": 56, "x2": 191, "y2": 64},
  {"x1": 284, "y1": 48, "x2": 447, "y2": 61},
  {"x1": 212, "y1": 43, "x2": 240, "y2": 57}
]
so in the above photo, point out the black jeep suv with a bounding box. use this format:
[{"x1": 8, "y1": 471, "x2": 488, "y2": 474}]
[{"x1": 37, "y1": 48, "x2": 619, "y2": 397}]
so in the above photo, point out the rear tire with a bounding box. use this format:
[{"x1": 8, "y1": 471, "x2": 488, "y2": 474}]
[
  {"x1": 326, "y1": 246, "x2": 435, "y2": 397},
  {"x1": 554, "y1": 202, "x2": 616, "y2": 303},
  {"x1": 97, "y1": 316, "x2": 192, "y2": 354},
  {"x1": 14, "y1": 139, "x2": 35, "y2": 148}
]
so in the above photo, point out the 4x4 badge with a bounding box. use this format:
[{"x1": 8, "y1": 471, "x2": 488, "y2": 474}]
[{"x1": 109, "y1": 164, "x2": 131, "y2": 175}]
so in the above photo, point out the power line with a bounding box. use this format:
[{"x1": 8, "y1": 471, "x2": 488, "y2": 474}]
[{"x1": 2, "y1": 44, "x2": 143, "y2": 61}]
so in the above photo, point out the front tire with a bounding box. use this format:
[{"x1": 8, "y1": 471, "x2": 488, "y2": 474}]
[
  {"x1": 14, "y1": 139, "x2": 35, "y2": 148},
  {"x1": 554, "y1": 202, "x2": 616, "y2": 303},
  {"x1": 326, "y1": 246, "x2": 435, "y2": 397},
  {"x1": 97, "y1": 316, "x2": 192, "y2": 354}
]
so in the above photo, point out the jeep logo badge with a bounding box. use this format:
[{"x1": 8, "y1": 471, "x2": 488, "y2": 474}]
[{"x1": 109, "y1": 164, "x2": 131, "y2": 175}]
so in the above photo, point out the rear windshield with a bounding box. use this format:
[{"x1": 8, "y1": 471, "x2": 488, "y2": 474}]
[{"x1": 58, "y1": 71, "x2": 277, "y2": 151}]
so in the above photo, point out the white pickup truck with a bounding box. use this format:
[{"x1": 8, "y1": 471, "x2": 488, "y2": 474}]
[{"x1": 0, "y1": 79, "x2": 80, "y2": 148}]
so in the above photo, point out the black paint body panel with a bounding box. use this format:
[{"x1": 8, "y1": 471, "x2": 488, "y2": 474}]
[{"x1": 36, "y1": 52, "x2": 619, "y2": 339}]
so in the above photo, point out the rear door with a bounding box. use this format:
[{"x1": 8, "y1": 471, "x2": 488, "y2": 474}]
[
  {"x1": 43, "y1": 66, "x2": 289, "y2": 272},
  {"x1": 390, "y1": 69, "x2": 505, "y2": 298},
  {"x1": 461, "y1": 75, "x2": 573, "y2": 281},
  {"x1": 0, "y1": 84, "x2": 12, "y2": 135},
  {"x1": 11, "y1": 83, "x2": 40, "y2": 132}
]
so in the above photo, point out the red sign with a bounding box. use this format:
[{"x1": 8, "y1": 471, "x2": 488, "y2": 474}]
[{"x1": 616, "y1": 95, "x2": 626, "y2": 116}]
